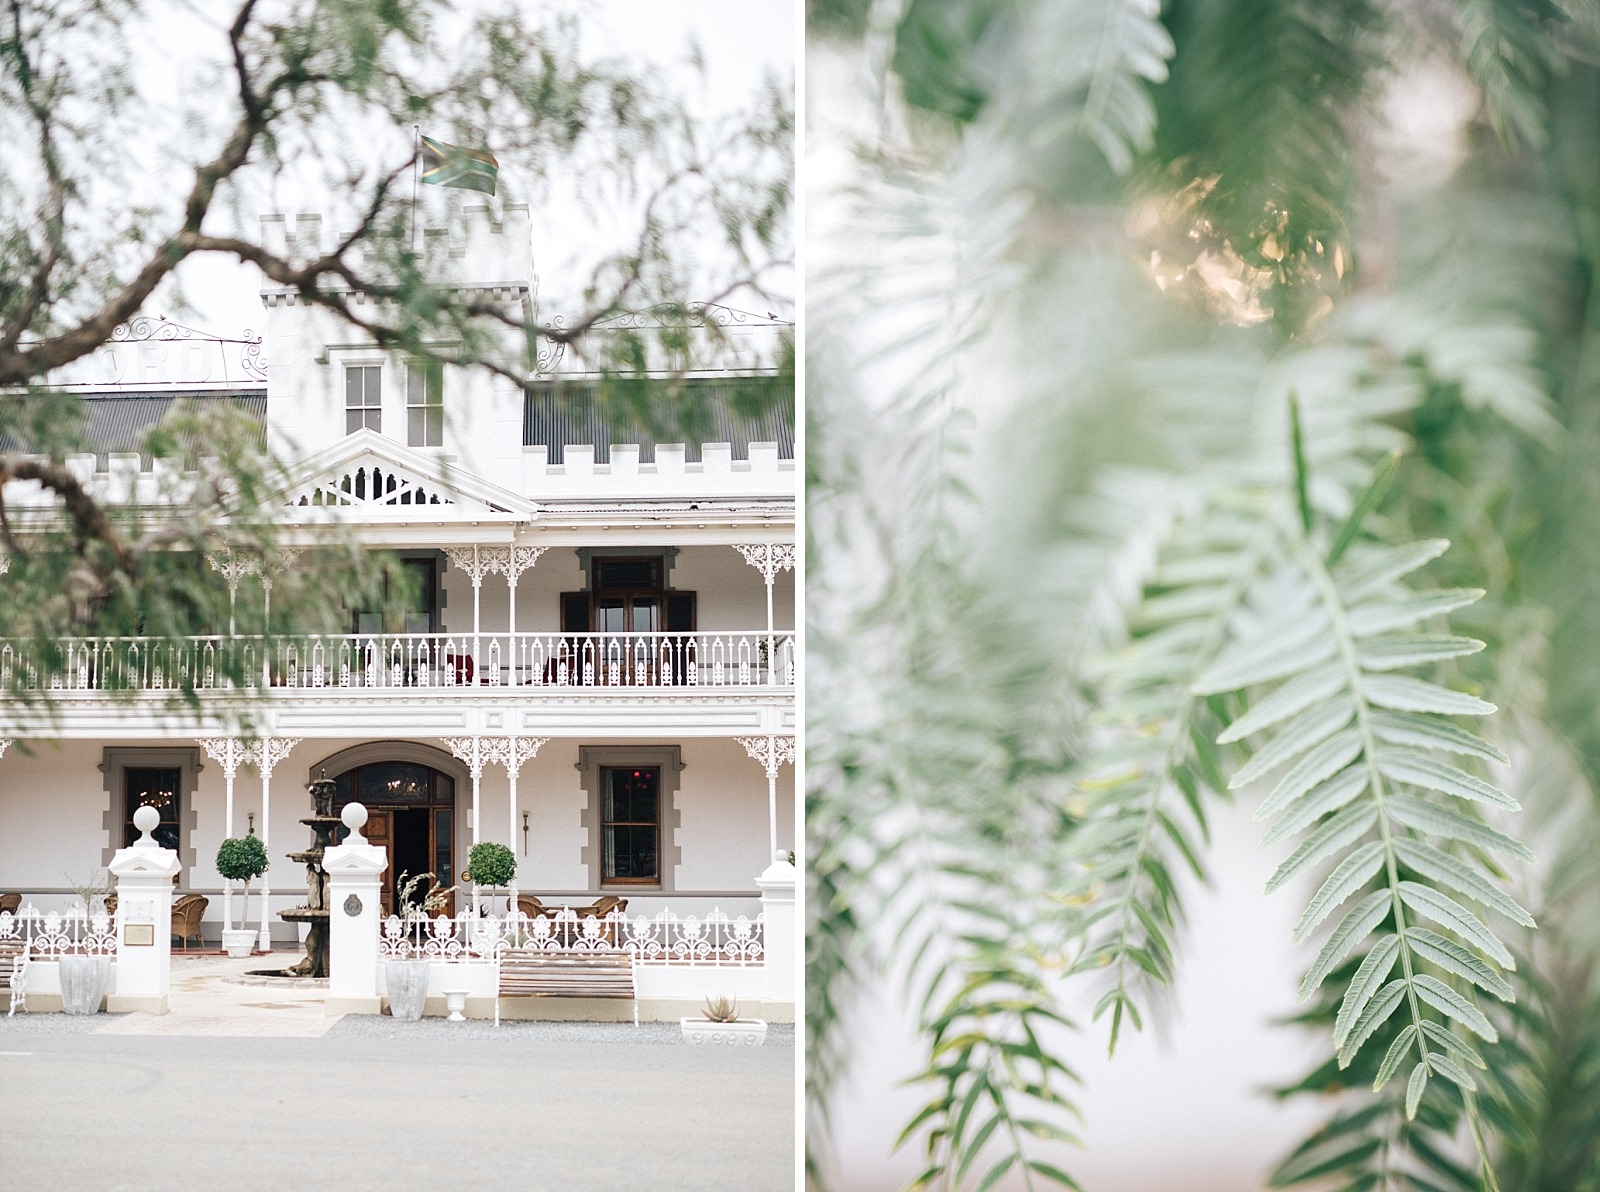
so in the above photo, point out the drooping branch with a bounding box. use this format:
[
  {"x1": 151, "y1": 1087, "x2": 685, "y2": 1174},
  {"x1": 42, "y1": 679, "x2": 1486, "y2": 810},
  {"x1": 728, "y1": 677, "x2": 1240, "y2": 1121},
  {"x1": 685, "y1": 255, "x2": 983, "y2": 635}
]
[{"x1": 0, "y1": 454, "x2": 138, "y2": 578}]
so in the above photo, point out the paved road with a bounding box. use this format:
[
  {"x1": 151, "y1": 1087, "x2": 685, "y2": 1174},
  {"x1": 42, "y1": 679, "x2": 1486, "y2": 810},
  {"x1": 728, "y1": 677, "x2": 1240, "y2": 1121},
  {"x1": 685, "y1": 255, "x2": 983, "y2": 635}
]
[{"x1": 0, "y1": 1023, "x2": 795, "y2": 1191}]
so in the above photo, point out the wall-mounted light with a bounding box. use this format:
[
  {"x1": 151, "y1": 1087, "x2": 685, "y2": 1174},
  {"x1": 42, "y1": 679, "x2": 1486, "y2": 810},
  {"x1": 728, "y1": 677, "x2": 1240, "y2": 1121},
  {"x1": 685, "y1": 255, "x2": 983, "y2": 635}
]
[
  {"x1": 247, "y1": 813, "x2": 255, "y2": 836},
  {"x1": 521, "y1": 811, "x2": 530, "y2": 857}
]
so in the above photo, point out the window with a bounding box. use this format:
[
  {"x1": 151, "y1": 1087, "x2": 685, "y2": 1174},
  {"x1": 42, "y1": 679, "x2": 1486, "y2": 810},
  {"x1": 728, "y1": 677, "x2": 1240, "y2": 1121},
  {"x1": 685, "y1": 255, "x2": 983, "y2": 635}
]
[
  {"x1": 354, "y1": 555, "x2": 438, "y2": 636},
  {"x1": 101, "y1": 747, "x2": 199, "y2": 870},
  {"x1": 602, "y1": 766, "x2": 659, "y2": 883},
  {"x1": 124, "y1": 767, "x2": 181, "y2": 850},
  {"x1": 577, "y1": 746, "x2": 682, "y2": 890},
  {"x1": 407, "y1": 361, "x2": 443, "y2": 447},
  {"x1": 346, "y1": 365, "x2": 382, "y2": 434}
]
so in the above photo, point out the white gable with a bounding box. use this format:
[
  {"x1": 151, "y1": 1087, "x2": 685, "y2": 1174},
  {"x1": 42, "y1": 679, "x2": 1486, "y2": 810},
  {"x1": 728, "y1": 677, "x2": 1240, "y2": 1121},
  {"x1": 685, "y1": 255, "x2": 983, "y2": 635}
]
[{"x1": 282, "y1": 430, "x2": 532, "y2": 515}]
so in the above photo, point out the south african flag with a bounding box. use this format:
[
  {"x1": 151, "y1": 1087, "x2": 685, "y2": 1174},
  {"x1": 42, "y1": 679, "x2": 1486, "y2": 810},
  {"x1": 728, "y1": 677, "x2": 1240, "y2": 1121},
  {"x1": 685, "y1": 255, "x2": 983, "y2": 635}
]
[{"x1": 420, "y1": 135, "x2": 498, "y2": 195}]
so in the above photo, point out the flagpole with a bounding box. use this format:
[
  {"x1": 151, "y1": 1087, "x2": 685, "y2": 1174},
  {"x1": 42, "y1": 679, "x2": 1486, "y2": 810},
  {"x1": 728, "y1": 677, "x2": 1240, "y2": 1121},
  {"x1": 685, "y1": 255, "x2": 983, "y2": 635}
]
[{"x1": 410, "y1": 125, "x2": 420, "y2": 253}]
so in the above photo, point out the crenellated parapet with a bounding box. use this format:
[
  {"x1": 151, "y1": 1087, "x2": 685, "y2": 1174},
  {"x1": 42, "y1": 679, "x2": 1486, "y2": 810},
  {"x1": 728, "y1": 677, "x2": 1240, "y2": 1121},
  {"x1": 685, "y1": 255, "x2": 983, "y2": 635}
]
[{"x1": 258, "y1": 202, "x2": 534, "y2": 299}]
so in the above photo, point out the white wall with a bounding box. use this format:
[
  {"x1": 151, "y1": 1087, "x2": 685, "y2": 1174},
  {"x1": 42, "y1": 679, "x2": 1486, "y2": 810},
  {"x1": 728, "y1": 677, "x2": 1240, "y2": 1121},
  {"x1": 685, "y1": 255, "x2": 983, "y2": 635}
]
[{"x1": 261, "y1": 206, "x2": 531, "y2": 491}]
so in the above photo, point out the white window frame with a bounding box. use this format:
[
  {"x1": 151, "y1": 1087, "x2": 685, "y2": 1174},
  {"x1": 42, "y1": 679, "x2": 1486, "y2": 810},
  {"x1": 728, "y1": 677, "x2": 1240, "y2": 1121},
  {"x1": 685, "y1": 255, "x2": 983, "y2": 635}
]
[
  {"x1": 345, "y1": 363, "x2": 382, "y2": 434},
  {"x1": 406, "y1": 360, "x2": 444, "y2": 447}
]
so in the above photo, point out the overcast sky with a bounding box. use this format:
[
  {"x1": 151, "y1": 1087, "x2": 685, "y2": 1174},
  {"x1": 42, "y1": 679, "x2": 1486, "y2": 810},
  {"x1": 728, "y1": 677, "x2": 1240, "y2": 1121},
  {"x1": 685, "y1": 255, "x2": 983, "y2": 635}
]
[{"x1": 146, "y1": 1, "x2": 796, "y2": 340}]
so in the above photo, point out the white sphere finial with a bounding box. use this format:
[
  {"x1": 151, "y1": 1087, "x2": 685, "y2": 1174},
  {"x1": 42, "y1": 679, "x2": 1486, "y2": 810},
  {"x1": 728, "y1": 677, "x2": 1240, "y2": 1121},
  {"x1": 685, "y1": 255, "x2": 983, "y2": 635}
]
[
  {"x1": 132, "y1": 804, "x2": 160, "y2": 844},
  {"x1": 342, "y1": 801, "x2": 369, "y2": 838}
]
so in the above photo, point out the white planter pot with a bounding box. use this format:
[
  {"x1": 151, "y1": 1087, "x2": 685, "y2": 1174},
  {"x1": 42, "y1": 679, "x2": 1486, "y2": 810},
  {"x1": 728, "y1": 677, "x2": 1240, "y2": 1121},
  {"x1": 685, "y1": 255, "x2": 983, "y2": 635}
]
[
  {"x1": 58, "y1": 955, "x2": 111, "y2": 1015},
  {"x1": 221, "y1": 929, "x2": 255, "y2": 958},
  {"x1": 680, "y1": 1017, "x2": 768, "y2": 1046},
  {"x1": 386, "y1": 959, "x2": 431, "y2": 1021}
]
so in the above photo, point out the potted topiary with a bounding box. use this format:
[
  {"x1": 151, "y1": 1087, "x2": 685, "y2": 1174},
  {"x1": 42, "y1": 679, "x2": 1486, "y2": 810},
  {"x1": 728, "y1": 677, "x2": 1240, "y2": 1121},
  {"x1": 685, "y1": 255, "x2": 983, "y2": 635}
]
[
  {"x1": 681, "y1": 994, "x2": 767, "y2": 1046},
  {"x1": 466, "y1": 841, "x2": 516, "y2": 915},
  {"x1": 215, "y1": 835, "x2": 269, "y2": 957}
]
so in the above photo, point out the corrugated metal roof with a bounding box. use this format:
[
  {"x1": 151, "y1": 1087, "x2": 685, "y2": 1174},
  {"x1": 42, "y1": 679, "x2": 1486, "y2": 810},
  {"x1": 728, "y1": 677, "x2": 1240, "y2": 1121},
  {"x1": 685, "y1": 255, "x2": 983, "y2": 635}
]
[
  {"x1": 524, "y1": 378, "x2": 794, "y2": 463},
  {"x1": 0, "y1": 389, "x2": 267, "y2": 466}
]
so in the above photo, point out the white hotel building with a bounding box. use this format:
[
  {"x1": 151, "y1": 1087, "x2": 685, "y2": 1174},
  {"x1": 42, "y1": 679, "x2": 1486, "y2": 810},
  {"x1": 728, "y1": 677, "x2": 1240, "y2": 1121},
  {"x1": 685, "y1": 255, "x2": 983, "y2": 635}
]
[{"x1": 0, "y1": 205, "x2": 796, "y2": 961}]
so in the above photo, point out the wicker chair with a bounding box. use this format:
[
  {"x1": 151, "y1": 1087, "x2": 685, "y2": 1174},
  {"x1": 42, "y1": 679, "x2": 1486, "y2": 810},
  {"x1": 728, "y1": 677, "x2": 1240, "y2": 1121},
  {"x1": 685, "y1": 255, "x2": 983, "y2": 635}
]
[
  {"x1": 584, "y1": 895, "x2": 628, "y2": 918},
  {"x1": 0, "y1": 893, "x2": 19, "y2": 916},
  {"x1": 516, "y1": 894, "x2": 553, "y2": 919},
  {"x1": 171, "y1": 894, "x2": 208, "y2": 950}
]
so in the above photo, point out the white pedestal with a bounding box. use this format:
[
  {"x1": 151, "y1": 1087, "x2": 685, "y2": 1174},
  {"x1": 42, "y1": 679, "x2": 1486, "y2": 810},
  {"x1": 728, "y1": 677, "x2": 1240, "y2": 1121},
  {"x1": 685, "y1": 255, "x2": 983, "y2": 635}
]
[
  {"x1": 755, "y1": 850, "x2": 796, "y2": 1005},
  {"x1": 324, "y1": 802, "x2": 387, "y2": 1015},
  {"x1": 107, "y1": 812, "x2": 181, "y2": 1015}
]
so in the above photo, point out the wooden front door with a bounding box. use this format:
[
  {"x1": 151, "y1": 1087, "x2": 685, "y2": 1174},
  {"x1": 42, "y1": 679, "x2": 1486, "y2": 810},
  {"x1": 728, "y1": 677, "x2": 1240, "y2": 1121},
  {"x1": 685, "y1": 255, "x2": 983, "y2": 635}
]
[{"x1": 334, "y1": 762, "x2": 456, "y2": 918}]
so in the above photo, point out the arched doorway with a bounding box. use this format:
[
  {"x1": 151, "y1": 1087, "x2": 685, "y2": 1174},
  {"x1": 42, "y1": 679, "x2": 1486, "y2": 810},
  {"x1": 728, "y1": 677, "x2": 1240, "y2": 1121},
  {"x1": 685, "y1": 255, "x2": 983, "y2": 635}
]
[{"x1": 313, "y1": 744, "x2": 463, "y2": 918}]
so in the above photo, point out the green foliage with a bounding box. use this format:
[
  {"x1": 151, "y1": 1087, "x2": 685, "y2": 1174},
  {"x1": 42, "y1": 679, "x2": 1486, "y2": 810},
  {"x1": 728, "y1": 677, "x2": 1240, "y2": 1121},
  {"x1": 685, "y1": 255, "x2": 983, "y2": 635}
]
[
  {"x1": 809, "y1": 0, "x2": 1600, "y2": 1186},
  {"x1": 466, "y1": 841, "x2": 516, "y2": 888},
  {"x1": 215, "y1": 835, "x2": 269, "y2": 883},
  {"x1": 0, "y1": 0, "x2": 792, "y2": 721}
]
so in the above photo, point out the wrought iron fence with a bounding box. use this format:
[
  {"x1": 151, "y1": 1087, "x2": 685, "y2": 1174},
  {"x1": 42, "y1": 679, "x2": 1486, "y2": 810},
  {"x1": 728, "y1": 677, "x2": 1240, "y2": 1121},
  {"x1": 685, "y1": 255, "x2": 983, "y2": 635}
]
[
  {"x1": 2, "y1": 631, "x2": 796, "y2": 693},
  {"x1": 0, "y1": 907, "x2": 117, "y2": 956},
  {"x1": 379, "y1": 906, "x2": 764, "y2": 966}
]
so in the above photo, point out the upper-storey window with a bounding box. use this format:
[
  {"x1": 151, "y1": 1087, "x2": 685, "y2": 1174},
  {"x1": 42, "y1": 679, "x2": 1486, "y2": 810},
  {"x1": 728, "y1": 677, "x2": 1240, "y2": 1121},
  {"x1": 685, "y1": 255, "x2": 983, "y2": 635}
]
[
  {"x1": 407, "y1": 361, "x2": 443, "y2": 447},
  {"x1": 346, "y1": 365, "x2": 381, "y2": 434}
]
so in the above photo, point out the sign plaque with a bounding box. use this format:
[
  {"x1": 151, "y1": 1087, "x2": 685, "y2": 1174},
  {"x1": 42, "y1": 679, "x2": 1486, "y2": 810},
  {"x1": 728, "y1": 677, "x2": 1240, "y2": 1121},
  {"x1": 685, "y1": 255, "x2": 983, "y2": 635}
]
[
  {"x1": 124, "y1": 924, "x2": 155, "y2": 947},
  {"x1": 343, "y1": 894, "x2": 363, "y2": 917}
]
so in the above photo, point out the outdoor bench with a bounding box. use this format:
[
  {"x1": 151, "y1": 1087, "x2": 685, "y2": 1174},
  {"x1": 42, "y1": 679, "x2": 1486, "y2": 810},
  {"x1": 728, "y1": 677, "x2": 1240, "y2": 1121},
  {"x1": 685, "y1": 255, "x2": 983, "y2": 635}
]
[{"x1": 495, "y1": 948, "x2": 637, "y2": 1026}]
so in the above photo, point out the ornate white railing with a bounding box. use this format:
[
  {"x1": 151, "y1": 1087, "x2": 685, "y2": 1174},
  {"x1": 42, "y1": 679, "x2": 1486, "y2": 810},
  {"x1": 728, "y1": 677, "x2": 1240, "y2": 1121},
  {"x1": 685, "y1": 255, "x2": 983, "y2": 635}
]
[
  {"x1": 1, "y1": 630, "x2": 796, "y2": 693},
  {"x1": 0, "y1": 907, "x2": 117, "y2": 956},
  {"x1": 379, "y1": 907, "x2": 764, "y2": 966}
]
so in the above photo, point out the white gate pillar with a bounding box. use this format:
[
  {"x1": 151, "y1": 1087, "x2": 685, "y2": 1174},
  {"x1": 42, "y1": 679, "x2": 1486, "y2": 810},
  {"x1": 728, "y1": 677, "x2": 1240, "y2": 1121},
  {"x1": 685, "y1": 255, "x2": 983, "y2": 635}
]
[
  {"x1": 324, "y1": 802, "x2": 388, "y2": 1015},
  {"x1": 107, "y1": 805, "x2": 182, "y2": 1014},
  {"x1": 755, "y1": 850, "x2": 796, "y2": 1006}
]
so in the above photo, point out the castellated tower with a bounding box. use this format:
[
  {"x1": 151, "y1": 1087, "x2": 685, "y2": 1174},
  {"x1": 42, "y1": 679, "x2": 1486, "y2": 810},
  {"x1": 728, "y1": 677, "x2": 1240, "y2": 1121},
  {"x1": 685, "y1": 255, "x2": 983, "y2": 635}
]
[{"x1": 257, "y1": 203, "x2": 534, "y2": 491}]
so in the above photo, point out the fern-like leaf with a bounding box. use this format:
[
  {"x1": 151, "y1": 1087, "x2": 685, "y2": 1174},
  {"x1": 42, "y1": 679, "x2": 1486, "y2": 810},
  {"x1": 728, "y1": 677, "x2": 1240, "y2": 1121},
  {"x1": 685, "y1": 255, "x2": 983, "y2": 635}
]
[{"x1": 1209, "y1": 524, "x2": 1534, "y2": 1133}]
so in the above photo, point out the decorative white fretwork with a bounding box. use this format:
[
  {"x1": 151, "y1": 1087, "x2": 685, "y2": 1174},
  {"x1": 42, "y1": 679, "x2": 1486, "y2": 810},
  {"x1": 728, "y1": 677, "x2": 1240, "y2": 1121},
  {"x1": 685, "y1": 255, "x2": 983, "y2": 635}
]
[
  {"x1": 253, "y1": 735, "x2": 301, "y2": 780},
  {"x1": 481, "y1": 735, "x2": 549, "y2": 779},
  {"x1": 0, "y1": 552, "x2": 9, "y2": 575},
  {"x1": 199, "y1": 735, "x2": 251, "y2": 779},
  {"x1": 290, "y1": 463, "x2": 453, "y2": 508},
  {"x1": 0, "y1": 739, "x2": 10, "y2": 760},
  {"x1": 443, "y1": 545, "x2": 517, "y2": 588},
  {"x1": 441, "y1": 736, "x2": 487, "y2": 780},
  {"x1": 507, "y1": 545, "x2": 547, "y2": 581},
  {"x1": 733, "y1": 543, "x2": 796, "y2": 583},
  {"x1": 206, "y1": 549, "x2": 259, "y2": 596},
  {"x1": 736, "y1": 735, "x2": 796, "y2": 779}
]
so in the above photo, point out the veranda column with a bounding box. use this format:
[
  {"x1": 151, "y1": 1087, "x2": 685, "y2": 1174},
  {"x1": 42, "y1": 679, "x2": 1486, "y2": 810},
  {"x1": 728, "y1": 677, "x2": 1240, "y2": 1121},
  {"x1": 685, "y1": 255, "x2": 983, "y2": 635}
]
[
  {"x1": 504, "y1": 546, "x2": 546, "y2": 681},
  {"x1": 323, "y1": 802, "x2": 387, "y2": 1016},
  {"x1": 200, "y1": 736, "x2": 252, "y2": 937},
  {"x1": 443, "y1": 736, "x2": 490, "y2": 914},
  {"x1": 252, "y1": 736, "x2": 301, "y2": 952},
  {"x1": 259, "y1": 548, "x2": 302, "y2": 630},
  {"x1": 444, "y1": 546, "x2": 487, "y2": 683},
  {"x1": 107, "y1": 805, "x2": 181, "y2": 1015},
  {"x1": 737, "y1": 734, "x2": 796, "y2": 862},
  {"x1": 500, "y1": 736, "x2": 547, "y2": 906},
  {"x1": 206, "y1": 549, "x2": 259, "y2": 637},
  {"x1": 734, "y1": 543, "x2": 795, "y2": 684}
]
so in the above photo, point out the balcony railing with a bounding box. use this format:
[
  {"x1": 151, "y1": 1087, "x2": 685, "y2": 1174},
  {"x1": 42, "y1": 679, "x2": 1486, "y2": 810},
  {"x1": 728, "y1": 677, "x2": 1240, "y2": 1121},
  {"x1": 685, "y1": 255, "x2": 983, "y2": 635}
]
[{"x1": 1, "y1": 631, "x2": 795, "y2": 693}]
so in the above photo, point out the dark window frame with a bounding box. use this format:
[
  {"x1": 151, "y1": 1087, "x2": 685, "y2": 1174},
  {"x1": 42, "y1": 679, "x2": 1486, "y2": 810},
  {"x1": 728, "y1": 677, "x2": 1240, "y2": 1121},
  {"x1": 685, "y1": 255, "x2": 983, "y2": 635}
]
[{"x1": 599, "y1": 765, "x2": 660, "y2": 884}]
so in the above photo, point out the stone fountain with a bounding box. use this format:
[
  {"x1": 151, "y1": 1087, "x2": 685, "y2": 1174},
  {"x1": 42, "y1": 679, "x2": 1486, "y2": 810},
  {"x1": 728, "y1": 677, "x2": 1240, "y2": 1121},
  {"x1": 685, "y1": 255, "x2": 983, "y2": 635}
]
[{"x1": 276, "y1": 775, "x2": 342, "y2": 978}]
